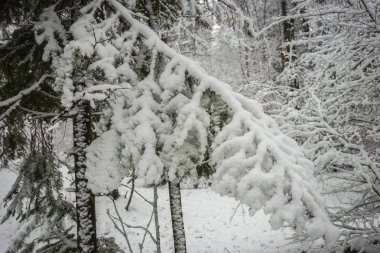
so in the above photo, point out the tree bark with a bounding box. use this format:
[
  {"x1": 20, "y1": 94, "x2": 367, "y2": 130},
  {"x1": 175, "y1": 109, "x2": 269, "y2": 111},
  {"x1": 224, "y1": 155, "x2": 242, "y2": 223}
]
[
  {"x1": 281, "y1": 0, "x2": 299, "y2": 89},
  {"x1": 281, "y1": 0, "x2": 295, "y2": 68},
  {"x1": 73, "y1": 98, "x2": 98, "y2": 253},
  {"x1": 168, "y1": 181, "x2": 187, "y2": 253}
]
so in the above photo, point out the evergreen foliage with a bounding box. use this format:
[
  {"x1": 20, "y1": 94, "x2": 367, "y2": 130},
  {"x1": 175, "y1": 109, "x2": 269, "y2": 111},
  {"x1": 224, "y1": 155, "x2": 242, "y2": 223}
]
[
  {"x1": 3, "y1": 0, "x2": 366, "y2": 252},
  {"x1": 0, "y1": 1, "x2": 77, "y2": 252},
  {"x1": 1, "y1": 131, "x2": 76, "y2": 252}
]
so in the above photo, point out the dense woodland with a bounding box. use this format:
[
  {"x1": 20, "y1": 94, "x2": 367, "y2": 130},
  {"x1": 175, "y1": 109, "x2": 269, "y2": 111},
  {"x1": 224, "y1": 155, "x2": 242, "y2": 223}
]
[{"x1": 0, "y1": 0, "x2": 379, "y2": 252}]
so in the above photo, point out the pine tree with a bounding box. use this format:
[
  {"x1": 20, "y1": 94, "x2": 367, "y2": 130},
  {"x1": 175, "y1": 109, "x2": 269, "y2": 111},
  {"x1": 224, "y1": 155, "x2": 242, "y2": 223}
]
[
  {"x1": 0, "y1": 1, "x2": 96, "y2": 252},
  {"x1": 1, "y1": 136, "x2": 76, "y2": 253}
]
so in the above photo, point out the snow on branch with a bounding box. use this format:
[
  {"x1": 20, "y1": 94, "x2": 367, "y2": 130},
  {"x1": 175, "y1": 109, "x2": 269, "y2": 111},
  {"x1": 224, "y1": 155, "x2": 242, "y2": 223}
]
[
  {"x1": 57, "y1": 0, "x2": 340, "y2": 244},
  {"x1": 33, "y1": 4, "x2": 67, "y2": 61},
  {"x1": 254, "y1": 6, "x2": 374, "y2": 38},
  {"x1": 0, "y1": 74, "x2": 53, "y2": 108}
]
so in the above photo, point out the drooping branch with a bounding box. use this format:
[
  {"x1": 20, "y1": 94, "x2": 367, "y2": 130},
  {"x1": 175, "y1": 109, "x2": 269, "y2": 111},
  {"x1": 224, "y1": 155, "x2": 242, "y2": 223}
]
[{"x1": 65, "y1": 0, "x2": 340, "y2": 247}]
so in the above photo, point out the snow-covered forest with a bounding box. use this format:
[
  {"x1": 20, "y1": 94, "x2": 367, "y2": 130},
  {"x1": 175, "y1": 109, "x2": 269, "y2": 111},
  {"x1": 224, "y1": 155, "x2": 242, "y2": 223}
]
[{"x1": 0, "y1": 0, "x2": 379, "y2": 252}]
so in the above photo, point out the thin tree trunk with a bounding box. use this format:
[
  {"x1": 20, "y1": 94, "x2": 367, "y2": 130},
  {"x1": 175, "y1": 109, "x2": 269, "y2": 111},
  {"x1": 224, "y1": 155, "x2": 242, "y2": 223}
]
[
  {"x1": 168, "y1": 181, "x2": 187, "y2": 253},
  {"x1": 281, "y1": 0, "x2": 295, "y2": 68},
  {"x1": 281, "y1": 0, "x2": 299, "y2": 89},
  {"x1": 143, "y1": 3, "x2": 185, "y2": 252},
  {"x1": 244, "y1": 46, "x2": 250, "y2": 80},
  {"x1": 73, "y1": 98, "x2": 98, "y2": 253},
  {"x1": 153, "y1": 185, "x2": 161, "y2": 253},
  {"x1": 125, "y1": 167, "x2": 135, "y2": 211}
]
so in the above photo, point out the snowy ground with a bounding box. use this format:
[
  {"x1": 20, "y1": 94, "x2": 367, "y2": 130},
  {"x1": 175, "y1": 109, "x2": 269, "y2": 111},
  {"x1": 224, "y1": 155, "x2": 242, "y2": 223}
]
[
  {"x1": 0, "y1": 169, "x2": 324, "y2": 252},
  {"x1": 0, "y1": 169, "x2": 20, "y2": 253}
]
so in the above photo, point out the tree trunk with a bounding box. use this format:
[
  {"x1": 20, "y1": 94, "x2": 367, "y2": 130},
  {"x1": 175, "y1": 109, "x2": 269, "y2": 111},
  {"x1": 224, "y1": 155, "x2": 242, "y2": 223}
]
[
  {"x1": 125, "y1": 166, "x2": 135, "y2": 211},
  {"x1": 281, "y1": 0, "x2": 299, "y2": 89},
  {"x1": 153, "y1": 185, "x2": 161, "y2": 253},
  {"x1": 73, "y1": 98, "x2": 98, "y2": 253},
  {"x1": 168, "y1": 181, "x2": 187, "y2": 253},
  {"x1": 281, "y1": 0, "x2": 295, "y2": 67}
]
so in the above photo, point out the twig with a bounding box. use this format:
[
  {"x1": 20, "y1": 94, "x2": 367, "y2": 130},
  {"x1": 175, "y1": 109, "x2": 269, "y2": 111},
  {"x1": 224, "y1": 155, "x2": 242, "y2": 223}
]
[
  {"x1": 108, "y1": 198, "x2": 134, "y2": 253},
  {"x1": 229, "y1": 203, "x2": 241, "y2": 222},
  {"x1": 107, "y1": 209, "x2": 157, "y2": 244},
  {"x1": 121, "y1": 184, "x2": 153, "y2": 205},
  {"x1": 126, "y1": 168, "x2": 136, "y2": 211},
  {"x1": 139, "y1": 211, "x2": 155, "y2": 253}
]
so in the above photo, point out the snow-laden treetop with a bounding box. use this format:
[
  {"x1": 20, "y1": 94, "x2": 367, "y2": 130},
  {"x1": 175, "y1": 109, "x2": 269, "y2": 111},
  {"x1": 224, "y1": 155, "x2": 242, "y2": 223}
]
[{"x1": 35, "y1": 0, "x2": 340, "y2": 246}]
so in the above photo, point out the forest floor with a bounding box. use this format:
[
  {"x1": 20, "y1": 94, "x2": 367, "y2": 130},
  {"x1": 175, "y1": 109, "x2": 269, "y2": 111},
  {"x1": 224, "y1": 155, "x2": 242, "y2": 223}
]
[{"x1": 0, "y1": 168, "x2": 325, "y2": 253}]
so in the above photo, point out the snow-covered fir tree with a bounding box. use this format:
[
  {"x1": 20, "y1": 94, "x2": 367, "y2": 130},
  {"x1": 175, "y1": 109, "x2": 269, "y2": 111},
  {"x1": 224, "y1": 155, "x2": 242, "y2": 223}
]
[
  {"x1": 0, "y1": 1, "x2": 79, "y2": 252},
  {"x1": 2, "y1": 0, "x2": 365, "y2": 252},
  {"x1": 50, "y1": 1, "x2": 339, "y2": 252}
]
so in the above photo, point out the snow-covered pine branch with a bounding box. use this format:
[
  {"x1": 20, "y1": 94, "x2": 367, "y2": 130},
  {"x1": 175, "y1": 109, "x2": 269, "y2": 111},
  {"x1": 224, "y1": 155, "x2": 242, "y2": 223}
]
[
  {"x1": 33, "y1": 3, "x2": 67, "y2": 62},
  {"x1": 0, "y1": 74, "x2": 53, "y2": 108},
  {"x1": 1, "y1": 150, "x2": 76, "y2": 253},
  {"x1": 53, "y1": 0, "x2": 340, "y2": 245}
]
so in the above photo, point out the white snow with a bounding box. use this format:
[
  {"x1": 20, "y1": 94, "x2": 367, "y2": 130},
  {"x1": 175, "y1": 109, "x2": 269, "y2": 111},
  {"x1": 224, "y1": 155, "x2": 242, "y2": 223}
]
[
  {"x1": 0, "y1": 169, "x2": 328, "y2": 252},
  {"x1": 61, "y1": 0, "x2": 340, "y2": 243},
  {"x1": 86, "y1": 129, "x2": 125, "y2": 194},
  {"x1": 97, "y1": 185, "x2": 324, "y2": 253},
  {"x1": 0, "y1": 169, "x2": 20, "y2": 253},
  {"x1": 34, "y1": 4, "x2": 67, "y2": 61}
]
